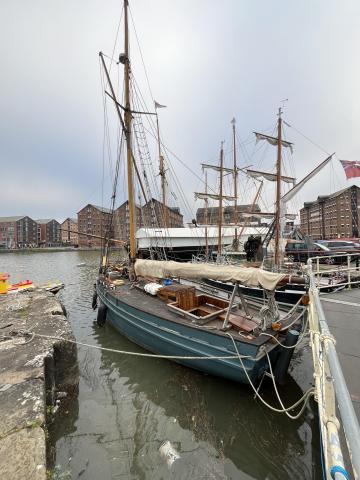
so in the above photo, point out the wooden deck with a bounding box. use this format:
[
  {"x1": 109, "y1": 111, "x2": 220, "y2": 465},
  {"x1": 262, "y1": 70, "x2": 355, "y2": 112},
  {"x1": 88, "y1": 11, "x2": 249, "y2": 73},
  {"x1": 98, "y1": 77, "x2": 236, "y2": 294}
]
[
  {"x1": 108, "y1": 282, "x2": 282, "y2": 347},
  {"x1": 321, "y1": 288, "x2": 360, "y2": 419}
]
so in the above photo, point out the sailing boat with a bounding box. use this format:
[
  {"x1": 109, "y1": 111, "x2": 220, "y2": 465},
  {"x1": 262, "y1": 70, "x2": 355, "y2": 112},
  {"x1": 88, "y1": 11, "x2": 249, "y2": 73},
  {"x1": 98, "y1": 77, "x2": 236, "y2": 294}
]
[
  {"x1": 95, "y1": 0, "x2": 306, "y2": 386},
  {"x1": 203, "y1": 114, "x2": 334, "y2": 303}
]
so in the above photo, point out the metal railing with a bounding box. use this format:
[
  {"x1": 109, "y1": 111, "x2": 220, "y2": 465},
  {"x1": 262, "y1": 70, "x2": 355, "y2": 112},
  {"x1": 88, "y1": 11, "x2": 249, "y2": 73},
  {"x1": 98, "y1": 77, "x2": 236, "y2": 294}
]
[
  {"x1": 307, "y1": 260, "x2": 360, "y2": 479},
  {"x1": 308, "y1": 252, "x2": 360, "y2": 290}
]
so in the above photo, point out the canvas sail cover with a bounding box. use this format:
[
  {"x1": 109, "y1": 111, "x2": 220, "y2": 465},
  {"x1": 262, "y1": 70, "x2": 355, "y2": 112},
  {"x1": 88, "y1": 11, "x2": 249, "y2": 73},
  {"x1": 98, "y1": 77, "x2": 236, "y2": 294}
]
[
  {"x1": 135, "y1": 259, "x2": 286, "y2": 290},
  {"x1": 254, "y1": 132, "x2": 294, "y2": 154}
]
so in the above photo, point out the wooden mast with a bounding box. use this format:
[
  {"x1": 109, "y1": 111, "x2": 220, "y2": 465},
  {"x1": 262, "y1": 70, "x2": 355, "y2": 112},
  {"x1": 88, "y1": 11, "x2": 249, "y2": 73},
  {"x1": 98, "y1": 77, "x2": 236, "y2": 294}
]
[
  {"x1": 217, "y1": 142, "x2": 224, "y2": 257},
  {"x1": 204, "y1": 170, "x2": 209, "y2": 258},
  {"x1": 156, "y1": 113, "x2": 168, "y2": 228},
  {"x1": 123, "y1": 0, "x2": 136, "y2": 262},
  {"x1": 238, "y1": 180, "x2": 263, "y2": 239},
  {"x1": 231, "y1": 118, "x2": 238, "y2": 247},
  {"x1": 274, "y1": 108, "x2": 282, "y2": 268}
]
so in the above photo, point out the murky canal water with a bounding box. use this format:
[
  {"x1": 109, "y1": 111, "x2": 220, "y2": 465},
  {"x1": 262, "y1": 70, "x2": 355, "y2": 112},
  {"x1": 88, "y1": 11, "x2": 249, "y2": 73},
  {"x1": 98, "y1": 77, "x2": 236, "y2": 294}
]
[{"x1": 1, "y1": 251, "x2": 321, "y2": 479}]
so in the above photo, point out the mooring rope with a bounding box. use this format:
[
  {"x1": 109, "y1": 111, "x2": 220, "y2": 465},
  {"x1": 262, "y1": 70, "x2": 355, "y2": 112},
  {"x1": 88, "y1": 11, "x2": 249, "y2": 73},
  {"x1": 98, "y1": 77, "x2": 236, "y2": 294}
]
[
  {"x1": 4, "y1": 330, "x2": 315, "y2": 418},
  {"x1": 260, "y1": 316, "x2": 309, "y2": 350},
  {"x1": 21, "y1": 332, "x2": 253, "y2": 361},
  {"x1": 225, "y1": 332, "x2": 315, "y2": 417}
]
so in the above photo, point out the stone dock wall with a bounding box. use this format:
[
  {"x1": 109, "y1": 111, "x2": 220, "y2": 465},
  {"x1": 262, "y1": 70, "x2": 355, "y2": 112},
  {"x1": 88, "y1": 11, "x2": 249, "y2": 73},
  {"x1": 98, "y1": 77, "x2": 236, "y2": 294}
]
[{"x1": 0, "y1": 289, "x2": 78, "y2": 480}]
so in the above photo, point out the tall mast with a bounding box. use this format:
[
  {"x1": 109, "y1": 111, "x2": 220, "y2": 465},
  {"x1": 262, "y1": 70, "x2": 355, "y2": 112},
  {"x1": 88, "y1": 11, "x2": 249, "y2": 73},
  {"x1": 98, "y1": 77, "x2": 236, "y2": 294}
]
[
  {"x1": 217, "y1": 142, "x2": 224, "y2": 257},
  {"x1": 231, "y1": 118, "x2": 238, "y2": 245},
  {"x1": 156, "y1": 113, "x2": 168, "y2": 227},
  {"x1": 238, "y1": 180, "x2": 263, "y2": 239},
  {"x1": 274, "y1": 108, "x2": 282, "y2": 268},
  {"x1": 123, "y1": 0, "x2": 136, "y2": 261},
  {"x1": 204, "y1": 170, "x2": 209, "y2": 258}
]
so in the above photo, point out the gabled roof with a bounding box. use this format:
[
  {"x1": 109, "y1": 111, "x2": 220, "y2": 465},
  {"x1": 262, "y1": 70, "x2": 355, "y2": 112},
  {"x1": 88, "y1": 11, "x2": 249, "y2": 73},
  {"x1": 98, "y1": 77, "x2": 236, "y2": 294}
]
[
  {"x1": 77, "y1": 204, "x2": 112, "y2": 214},
  {"x1": 0, "y1": 215, "x2": 26, "y2": 223},
  {"x1": 92, "y1": 204, "x2": 112, "y2": 214},
  {"x1": 61, "y1": 217, "x2": 77, "y2": 224},
  {"x1": 143, "y1": 198, "x2": 183, "y2": 215},
  {"x1": 36, "y1": 219, "x2": 57, "y2": 224},
  {"x1": 302, "y1": 185, "x2": 360, "y2": 208},
  {"x1": 328, "y1": 185, "x2": 359, "y2": 199},
  {"x1": 116, "y1": 200, "x2": 141, "y2": 210}
]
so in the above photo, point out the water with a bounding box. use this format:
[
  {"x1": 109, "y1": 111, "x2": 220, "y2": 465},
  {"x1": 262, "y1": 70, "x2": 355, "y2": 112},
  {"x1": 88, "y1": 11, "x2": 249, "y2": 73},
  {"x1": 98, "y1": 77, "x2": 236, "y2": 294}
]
[{"x1": 1, "y1": 251, "x2": 321, "y2": 479}]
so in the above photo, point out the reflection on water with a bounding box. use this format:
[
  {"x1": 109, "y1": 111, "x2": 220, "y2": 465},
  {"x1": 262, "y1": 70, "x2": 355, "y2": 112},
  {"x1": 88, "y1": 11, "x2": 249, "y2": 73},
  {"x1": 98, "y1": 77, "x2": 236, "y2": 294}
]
[{"x1": 0, "y1": 251, "x2": 321, "y2": 479}]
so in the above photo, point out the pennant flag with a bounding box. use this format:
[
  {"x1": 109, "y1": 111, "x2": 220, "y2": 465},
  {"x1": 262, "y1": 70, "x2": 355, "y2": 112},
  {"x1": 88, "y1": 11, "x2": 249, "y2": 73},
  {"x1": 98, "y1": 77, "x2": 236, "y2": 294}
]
[
  {"x1": 154, "y1": 101, "x2": 167, "y2": 109},
  {"x1": 340, "y1": 160, "x2": 360, "y2": 179}
]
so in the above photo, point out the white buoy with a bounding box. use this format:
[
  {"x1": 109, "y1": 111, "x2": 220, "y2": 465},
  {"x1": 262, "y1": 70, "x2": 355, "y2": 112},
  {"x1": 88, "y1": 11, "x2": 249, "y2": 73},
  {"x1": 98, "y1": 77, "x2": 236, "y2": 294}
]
[{"x1": 159, "y1": 441, "x2": 180, "y2": 468}]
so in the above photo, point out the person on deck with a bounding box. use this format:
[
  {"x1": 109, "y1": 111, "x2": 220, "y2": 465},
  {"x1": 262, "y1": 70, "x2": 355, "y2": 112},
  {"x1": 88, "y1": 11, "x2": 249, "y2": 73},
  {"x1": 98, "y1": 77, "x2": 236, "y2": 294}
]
[{"x1": 244, "y1": 235, "x2": 256, "y2": 262}]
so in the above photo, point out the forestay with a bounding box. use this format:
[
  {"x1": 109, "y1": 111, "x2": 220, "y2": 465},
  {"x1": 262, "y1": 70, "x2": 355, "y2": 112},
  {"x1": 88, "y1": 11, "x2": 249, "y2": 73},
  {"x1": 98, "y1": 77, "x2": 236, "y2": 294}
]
[{"x1": 135, "y1": 259, "x2": 286, "y2": 290}]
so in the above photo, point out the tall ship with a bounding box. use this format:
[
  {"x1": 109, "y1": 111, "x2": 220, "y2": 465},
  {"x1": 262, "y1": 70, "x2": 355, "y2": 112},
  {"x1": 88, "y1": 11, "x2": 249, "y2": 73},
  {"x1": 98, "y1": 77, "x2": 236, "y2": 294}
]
[{"x1": 94, "y1": 0, "x2": 308, "y2": 387}]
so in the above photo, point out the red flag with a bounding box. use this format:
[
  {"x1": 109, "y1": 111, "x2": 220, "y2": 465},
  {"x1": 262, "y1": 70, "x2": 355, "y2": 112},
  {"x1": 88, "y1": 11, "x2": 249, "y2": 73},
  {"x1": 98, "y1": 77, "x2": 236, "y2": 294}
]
[{"x1": 340, "y1": 160, "x2": 360, "y2": 179}]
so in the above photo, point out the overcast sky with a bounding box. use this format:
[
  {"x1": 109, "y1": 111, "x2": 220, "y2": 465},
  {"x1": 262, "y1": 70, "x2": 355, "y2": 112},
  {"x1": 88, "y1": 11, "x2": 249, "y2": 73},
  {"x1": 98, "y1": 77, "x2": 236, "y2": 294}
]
[{"x1": 1, "y1": 0, "x2": 360, "y2": 222}]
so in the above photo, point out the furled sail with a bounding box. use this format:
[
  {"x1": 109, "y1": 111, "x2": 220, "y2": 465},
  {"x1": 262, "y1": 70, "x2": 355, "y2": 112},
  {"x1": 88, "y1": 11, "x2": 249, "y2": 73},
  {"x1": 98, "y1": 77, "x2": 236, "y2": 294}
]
[
  {"x1": 201, "y1": 163, "x2": 234, "y2": 174},
  {"x1": 247, "y1": 169, "x2": 295, "y2": 185},
  {"x1": 241, "y1": 212, "x2": 297, "y2": 220},
  {"x1": 194, "y1": 192, "x2": 236, "y2": 201},
  {"x1": 254, "y1": 132, "x2": 294, "y2": 154},
  {"x1": 135, "y1": 259, "x2": 286, "y2": 290}
]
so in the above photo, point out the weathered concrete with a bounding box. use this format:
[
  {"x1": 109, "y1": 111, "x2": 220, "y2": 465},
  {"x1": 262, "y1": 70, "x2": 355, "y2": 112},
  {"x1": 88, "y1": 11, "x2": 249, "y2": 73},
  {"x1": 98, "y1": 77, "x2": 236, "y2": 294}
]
[{"x1": 0, "y1": 288, "x2": 78, "y2": 480}]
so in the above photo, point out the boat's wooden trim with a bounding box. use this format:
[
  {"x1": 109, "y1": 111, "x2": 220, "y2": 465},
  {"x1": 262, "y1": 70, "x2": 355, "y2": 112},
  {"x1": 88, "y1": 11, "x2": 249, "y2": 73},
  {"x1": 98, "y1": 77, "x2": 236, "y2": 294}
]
[{"x1": 99, "y1": 281, "x2": 281, "y2": 348}]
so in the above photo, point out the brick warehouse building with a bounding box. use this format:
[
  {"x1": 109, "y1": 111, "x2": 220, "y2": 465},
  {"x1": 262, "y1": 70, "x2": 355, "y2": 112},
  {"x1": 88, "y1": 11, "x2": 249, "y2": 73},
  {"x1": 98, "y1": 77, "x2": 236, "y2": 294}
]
[
  {"x1": 113, "y1": 201, "x2": 142, "y2": 243},
  {"x1": 114, "y1": 199, "x2": 184, "y2": 242},
  {"x1": 77, "y1": 199, "x2": 184, "y2": 246},
  {"x1": 196, "y1": 204, "x2": 261, "y2": 226},
  {"x1": 300, "y1": 185, "x2": 360, "y2": 240},
  {"x1": 36, "y1": 219, "x2": 61, "y2": 247},
  {"x1": 141, "y1": 198, "x2": 184, "y2": 229},
  {"x1": 77, "y1": 204, "x2": 112, "y2": 247},
  {"x1": 0, "y1": 216, "x2": 38, "y2": 249},
  {"x1": 61, "y1": 218, "x2": 78, "y2": 246}
]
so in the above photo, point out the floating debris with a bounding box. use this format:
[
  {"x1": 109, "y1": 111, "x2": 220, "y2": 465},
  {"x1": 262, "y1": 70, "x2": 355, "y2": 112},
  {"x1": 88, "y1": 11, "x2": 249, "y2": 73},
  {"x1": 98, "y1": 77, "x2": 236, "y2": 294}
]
[{"x1": 159, "y1": 440, "x2": 180, "y2": 468}]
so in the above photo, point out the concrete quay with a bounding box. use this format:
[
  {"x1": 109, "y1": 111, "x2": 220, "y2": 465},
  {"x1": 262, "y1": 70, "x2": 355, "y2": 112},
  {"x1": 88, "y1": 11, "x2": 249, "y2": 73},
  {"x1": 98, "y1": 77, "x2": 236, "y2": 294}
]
[
  {"x1": 0, "y1": 288, "x2": 77, "y2": 480},
  {"x1": 321, "y1": 288, "x2": 360, "y2": 419}
]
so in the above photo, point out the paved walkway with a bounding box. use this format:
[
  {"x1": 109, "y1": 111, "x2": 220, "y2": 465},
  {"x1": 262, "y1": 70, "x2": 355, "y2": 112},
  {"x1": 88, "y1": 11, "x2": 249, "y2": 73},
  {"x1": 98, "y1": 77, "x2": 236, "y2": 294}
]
[{"x1": 320, "y1": 288, "x2": 360, "y2": 419}]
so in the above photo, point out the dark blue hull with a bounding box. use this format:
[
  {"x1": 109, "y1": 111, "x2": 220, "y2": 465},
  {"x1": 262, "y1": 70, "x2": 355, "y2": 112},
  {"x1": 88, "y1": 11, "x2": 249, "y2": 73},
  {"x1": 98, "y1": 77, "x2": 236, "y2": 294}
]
[{"x1": 97, "y1": 284, "x2": 283, "y2": 385}]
